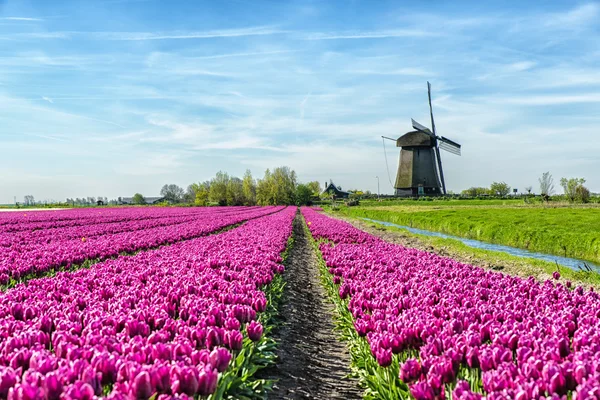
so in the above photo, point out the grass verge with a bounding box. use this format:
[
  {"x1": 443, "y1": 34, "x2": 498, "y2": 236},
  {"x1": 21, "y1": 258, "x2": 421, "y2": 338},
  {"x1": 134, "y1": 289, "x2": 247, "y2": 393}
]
[{"x1": 336, "y1": 206, "x2": 600, "y2": 264}]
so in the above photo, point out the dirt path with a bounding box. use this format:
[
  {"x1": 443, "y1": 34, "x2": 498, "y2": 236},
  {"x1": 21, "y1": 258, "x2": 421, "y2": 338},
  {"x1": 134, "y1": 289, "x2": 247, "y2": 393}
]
[{"x1": 266, "y1": 213, "x2": 362, "y2": 399}]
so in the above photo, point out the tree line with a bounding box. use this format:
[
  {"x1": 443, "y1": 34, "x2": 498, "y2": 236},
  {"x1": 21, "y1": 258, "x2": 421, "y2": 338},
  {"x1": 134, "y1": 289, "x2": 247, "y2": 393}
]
[
  {"x1": 461, "y1": 172, "x2": 592, "y2": 203},
  {"x1": 132, "y1": 166, "x2": 322, "y2": 206}
]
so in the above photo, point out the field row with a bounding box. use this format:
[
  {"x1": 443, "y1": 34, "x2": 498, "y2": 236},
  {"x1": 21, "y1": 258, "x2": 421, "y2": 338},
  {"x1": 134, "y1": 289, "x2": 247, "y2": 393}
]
[
  {"x1": 0, "y1": 206, "x2": 283, "y2": 281},
  {"x1": 0, "y1": 207, "x2": 296, "y2": 398},
  {"x1": 302, "y1": 207, "x2": 600, "y2": 399}
]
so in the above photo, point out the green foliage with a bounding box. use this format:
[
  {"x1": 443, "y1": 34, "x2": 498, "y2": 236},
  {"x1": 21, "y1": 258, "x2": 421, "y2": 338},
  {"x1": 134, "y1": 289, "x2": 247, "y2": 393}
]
[
  {"x1": 306, "y1": 181, "x2": 322, "y2": 196},
  {"x1": 560, "y1": 177, "x2": 587, "y2": 203},
  {"x1": 295, "y1": 184, "x2": 313, "y2": 206},
  {"x1": 226, "y1": 177, "x2": 245, "y2": 206},
  {"x1": 210, "y1": 171, "x2": 230, "y2": 206},
  {"x1": 131, "y1": 193, "x2": 145, "y2": 205},
  {"x1": 461, "y1": 187, "x2": 489, "y2": 197},
  {"x1": 256, "y1": 167, "x2": 297, "y2": 206},
  {"x1": 489, "y1": 181, "x2": 511, "y2": 197},
  {"x1": 195, "y1": 182, "x2": 210, "y2": 206},
  {"x1": 576, "y1": 185, "x2": 591, "y2": 203},
  {"x1": 187, "y1": 166, "x2": 313, "y2": 207},
  {"x1": 242, "y1": 170, "x2": 257, "y2": 206},
  {"x1": 160, "y1": 184, "x2": 184, "y2": 203}
]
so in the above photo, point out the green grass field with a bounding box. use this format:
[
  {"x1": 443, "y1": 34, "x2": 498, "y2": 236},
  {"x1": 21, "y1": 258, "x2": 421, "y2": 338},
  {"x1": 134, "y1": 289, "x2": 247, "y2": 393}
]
[{"x1": 336, "y1": 200, "x2": 600, "y2": 263}]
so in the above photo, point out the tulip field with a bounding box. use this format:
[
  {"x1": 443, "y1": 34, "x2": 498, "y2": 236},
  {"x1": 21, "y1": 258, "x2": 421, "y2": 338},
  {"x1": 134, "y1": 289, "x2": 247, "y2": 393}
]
[
  {"x1": 0, "y1": 206, "x2": 282, "y2": 284},
  {"x1": 0, "y1": 206, "x2": 295, "y2": 399},
  {"x1": 301, "y1": 206, "x2": 600, "y2": 399},
  {"x1": 2, "y1": 205, "x2": 600, "y2": 399}
]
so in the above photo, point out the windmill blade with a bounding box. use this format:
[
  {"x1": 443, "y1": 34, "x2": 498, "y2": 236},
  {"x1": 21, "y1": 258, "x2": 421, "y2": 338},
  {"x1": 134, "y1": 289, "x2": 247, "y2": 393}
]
[
  {"x1": 439, "y1": 138, "x2": 461, "y2": 156},
  {"x1": 427, "y1": 81, "x2": 436, "y2": 136},
  {"x1": 411, "y1": 119, "x2": 434, "y2": 136}
]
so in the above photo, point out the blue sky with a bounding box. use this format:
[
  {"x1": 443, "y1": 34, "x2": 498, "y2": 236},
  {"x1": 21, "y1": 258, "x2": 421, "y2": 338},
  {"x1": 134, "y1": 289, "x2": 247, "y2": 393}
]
[{"x1": 1, "y1": 0, "x2": 599, "y2": 202}]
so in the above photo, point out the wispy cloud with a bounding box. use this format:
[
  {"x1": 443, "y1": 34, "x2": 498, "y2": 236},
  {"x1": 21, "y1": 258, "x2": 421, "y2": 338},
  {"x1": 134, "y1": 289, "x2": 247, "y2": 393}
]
[
  {"x1": 347, "y1": 68, "x2": 433, "y2": 76},
  {"x1": 41, "y1": 96, "x2": 54, "y2": 104},
  {"x1": 303, "y1": 29, "x2": 438, "y2": 40},
  {"x1": 194, "y1": 50, "x2": 300, "y2": 60},
  {"x1": 97, "y1": 26, "x2": 285, "y2": 40},
  {"x1": 4, "y1": 26, "x2": 286, "y2": 41},
  {"x1": 498, "y1": 93, "x2": 600, "y2": 106},
  {"x1": 300, "y1": 92, "x2": 311, "y2": 119},
  {"x1": 1, "y1": 17, "x2": 43, "y2": 21},
  {"x1": 22, "y1": 133, "x2": 68, "y2": 142},
  {"x1": 544, "y1": 2, "x2": 600, "y2": 28}
]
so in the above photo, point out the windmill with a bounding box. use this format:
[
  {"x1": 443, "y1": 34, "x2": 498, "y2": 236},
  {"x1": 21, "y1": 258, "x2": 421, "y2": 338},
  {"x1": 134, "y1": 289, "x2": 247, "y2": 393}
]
[{"x1": 383, "y1": 82, "x2": 461, "y2": 196}]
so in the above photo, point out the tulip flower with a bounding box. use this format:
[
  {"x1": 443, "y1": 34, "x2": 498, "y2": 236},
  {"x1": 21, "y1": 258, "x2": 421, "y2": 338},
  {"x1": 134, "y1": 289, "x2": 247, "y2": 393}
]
[{"x1": 246, "y1": 321, "x2": 263, "y2": 342}]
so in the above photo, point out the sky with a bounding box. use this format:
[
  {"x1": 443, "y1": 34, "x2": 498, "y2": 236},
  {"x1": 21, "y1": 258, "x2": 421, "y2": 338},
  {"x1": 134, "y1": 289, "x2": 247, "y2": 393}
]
[{"x1": 1, "y1": 0, "x2": 599, "y2": 203}]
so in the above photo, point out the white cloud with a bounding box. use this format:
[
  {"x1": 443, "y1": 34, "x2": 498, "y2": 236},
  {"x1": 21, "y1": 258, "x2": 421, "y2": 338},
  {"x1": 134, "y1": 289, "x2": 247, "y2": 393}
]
[
  {"x1": 303, "y1": 29, "x2": 439, "y2": 40},
  {"x1": 1, "y1": 17, "x2": 44, "y2": 21},
  {"x1": 95, "y1": 26, "x2": 286, "y2": 41},
  {"x1": 544, "y1": 3, "x2": 600, "y2": 28}
]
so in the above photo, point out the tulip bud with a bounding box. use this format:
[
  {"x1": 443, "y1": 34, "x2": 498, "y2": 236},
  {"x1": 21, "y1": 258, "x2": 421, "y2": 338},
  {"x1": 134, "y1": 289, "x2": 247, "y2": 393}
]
[
  {"x1": 399, "y1": 359, "x2": 421, "y2": 383},
  {"x1": 150, "y1": 365, "x2": 170, "y2": 394},
  {"x1": 0, "y1": 368, "x2": 18, "y2": 398},
  {"x1": 177, "y1": 367, "x2": 199, "y2": 396},
  {"x1": 409, "y1": 381, "x2": 436, "y2": 400},
  {"x1": 552, "y1": 271, "x2": 560, "y2": 280},
  {"x1": 209, "y1": 348, "x2": 232, "y2": 373},
  {"x1": 375, "y1": 348, "x2": 392, "y2": 367},
  {"x1": 226, "y1": 330, "x2": 243, "y2": 351},
  {"x1": 43, "y1": 373, "x2": 62, "y2": 400},
  {"x1": 246, "y1": 321, "x2": 263, "y2": 342},
  {"x1": 132, "y1": 371, "x2": 153, "y2": 400},
  {"x1": 197, "y1": 366, "x2": 218, "y2": 396}
]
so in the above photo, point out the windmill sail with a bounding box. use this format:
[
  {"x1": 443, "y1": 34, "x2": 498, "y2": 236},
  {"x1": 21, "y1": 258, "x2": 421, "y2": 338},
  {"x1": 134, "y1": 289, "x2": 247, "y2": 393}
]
[
  {"x1": 411, "y1": 119, "x2": 433, "y2": 135},
  {"x1": 439, "y1": 137, "x2": 461, "y2": 155}
]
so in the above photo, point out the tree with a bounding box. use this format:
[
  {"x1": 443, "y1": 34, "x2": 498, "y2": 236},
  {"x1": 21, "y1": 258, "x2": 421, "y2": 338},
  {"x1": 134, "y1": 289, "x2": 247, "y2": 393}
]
[
  {"x1": 209, "y1": 171, "x2": 229, "y2": 206},
  {"x1": 195, "y1": 182, "x2": 210, "y2": 206},
  {"x1": 295, "y1": 184, "x2": 313, "y2": 206},
  {"x1": 560, "y1": 177, "x2": 586, "y2": 202},
  {"x1": 184, "y1": 183, "x2": 200, "y2": 204},
  {"x1": 256, "y1": 169, "x2": 271, "y2": 206},
  {"x1": 461, "y1": 187, "x2": 489, "y2": 197},
  {"x1": 525, "y1": 186, "x2": 533, "y2": 194},
  {"x1": 160, "y1": 184, "x2": 185, "y2": 203},
  {"x1": 132, "y1": 193, "x2": 146, "y2": 205},
  {"x1": 270, "y1": 166, "x2": 297, "y2": 205},
  {"x1": 490, "y1": 182, "x2": 511, "y2": 197},
  {"x1": 242, "y1": 170, "x2": 257, "y2": 206},
  {"x1": 576, "y1": 184, "x2": 591, "y2": 203},
  {"x1": 539, "y1": 172, "x2": 555, "y2": 197},
  {"x1": 226, "y1": 177, "x2": 245, "y2": 206},
  {"x1": 306, "y1": 181, "x2": 322, "y2": 196},
  {"x1": 23, "y1": 195, "x2": 35, "y2": 206}
]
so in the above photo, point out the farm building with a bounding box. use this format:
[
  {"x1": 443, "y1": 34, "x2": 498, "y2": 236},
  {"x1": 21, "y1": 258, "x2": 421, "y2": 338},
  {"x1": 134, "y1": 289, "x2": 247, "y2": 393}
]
[
  {"x1": 119, "y1": 196, "x2": 165, "y2": 205},
  {"x1": 322, "y1": 181, "x2": 350, "y2": 199}
]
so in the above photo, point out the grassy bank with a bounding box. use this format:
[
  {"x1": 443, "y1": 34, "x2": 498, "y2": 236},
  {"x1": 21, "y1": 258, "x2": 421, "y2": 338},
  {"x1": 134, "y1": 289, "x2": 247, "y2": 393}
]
[{"x1": 336, "y1": 204, "x2": 600, "y2": 264}]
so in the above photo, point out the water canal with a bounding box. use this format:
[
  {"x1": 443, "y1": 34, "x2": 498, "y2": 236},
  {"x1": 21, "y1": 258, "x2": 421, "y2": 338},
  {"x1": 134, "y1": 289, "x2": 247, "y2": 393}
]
[{"x1": 361, "y1": 217, "x2": 600, "y2": 272}]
